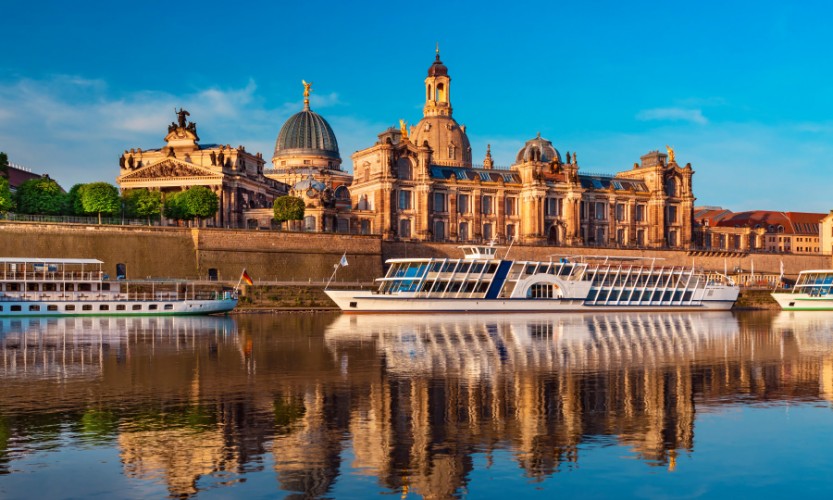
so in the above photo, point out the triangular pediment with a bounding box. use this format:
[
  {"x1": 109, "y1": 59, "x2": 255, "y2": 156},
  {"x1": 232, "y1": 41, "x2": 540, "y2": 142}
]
[{"x1": 118, "y1": 159, "x2": 222, "y2": 181}]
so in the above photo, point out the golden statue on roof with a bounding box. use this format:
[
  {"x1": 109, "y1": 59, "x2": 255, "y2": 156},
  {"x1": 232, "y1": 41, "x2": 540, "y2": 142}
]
[
  {"x1": 399, "y1": 119, "x2": 408, "y2": 140},
  {"x1": 302, "y1": 80, "x2": 312, "y2": 98},
  {"x1": 666, "y1": 145, "x2": 675, "y2": 163}
]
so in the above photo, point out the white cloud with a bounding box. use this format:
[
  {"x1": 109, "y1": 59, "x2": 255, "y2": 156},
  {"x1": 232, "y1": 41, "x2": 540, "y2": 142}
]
[
  {"x1": 0, "y1": 75, "x2": 381, "y2": 187},
  {"x1": 636, "y1": 107, "x2": 708, "y2": 125}
]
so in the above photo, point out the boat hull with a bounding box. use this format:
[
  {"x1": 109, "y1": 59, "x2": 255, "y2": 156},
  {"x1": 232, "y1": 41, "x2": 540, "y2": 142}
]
[
  {"x1": 325, "y1": 290, "x2": 736, "y2": 313},
  {"x1": 0, "y1": 298, "x2": 238, "y2": 317},
  {"x1": 771, "y1": 293, "x2": 833, "y2": 311}
]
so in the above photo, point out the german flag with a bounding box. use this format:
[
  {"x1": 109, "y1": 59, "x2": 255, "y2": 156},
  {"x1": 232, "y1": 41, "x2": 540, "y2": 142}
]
[{"x1": 241, "y1": 269, "x2": 254, "y2": 286}]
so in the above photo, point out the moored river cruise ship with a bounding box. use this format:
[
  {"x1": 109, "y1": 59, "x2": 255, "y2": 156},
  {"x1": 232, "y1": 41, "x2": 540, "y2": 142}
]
[
  {"x1": 0, "y1": 258, "x2": 238, "y2": 316},
  {"x1": 325, "y1": 245, "x2": 739, "y2": 313},
  {"x1": 771, "y1": 270, "x2": 833, "y2": 311}
]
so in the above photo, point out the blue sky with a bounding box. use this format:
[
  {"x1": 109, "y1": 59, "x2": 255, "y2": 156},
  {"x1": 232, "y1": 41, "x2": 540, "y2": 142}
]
[{"x1": 1, "y1": 0, "x2": 832, "y2": 212}]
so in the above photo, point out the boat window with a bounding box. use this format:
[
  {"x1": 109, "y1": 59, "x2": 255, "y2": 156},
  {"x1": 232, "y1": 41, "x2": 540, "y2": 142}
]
[
  {"x1": 132, "y1": 304, "x2": 142, "y2": 311},
  {"x1": 43, "y1": 283, "x2": 56, "y2": 292},
  {"x1": 528, "y1": 283, "x2": 552, "y2": 299},
  {"x1": 65, "y1": 305, "x2": 75, "y2": 311},
  {"x1": 116, "y1": 305, "x2": 126, "y2": 311},
  {"x1": 102, "y1": 283, "x2": 110, "y2": 291},
  {"x1": 6, "y1": 283, "x2": 19, "y2": 291},
  {"x1": 486, "y1": 263, "x2": 498, "y2": 273},
  {"x1": 0, "y1": 306, "x2": 2, "y2": 311},
  {"x1": 99, "y1": 305, "x2": 109, "y2": 311},
  {"x1": 458, "y1": 263, "x2": 471, "y2": 273},
  {"x1": 82, "y1": 305, "x2": 92, "y2": 311},
  {"x1": 27, "y1": 283, "x2": 39, "y2": 292},
  {"x1": 442, "y1": 262, "x2": 457, "y2": 273},
  {"x1": 471, "y1": 263, "x2": 484, "y2": 273},
  {"x1": 11, "y1": 305, "x2": 21, "y2": 312},
  {"x1": 164, "y1": 304, "x2": 173, "y2": 310},
  {"x1": 47, "y1": 305, "x2": 58, "y2": 311},
  {"x1": 79, "y1": 283, "x2": 91, "y2": 292},
  {"x1": 149, "y1": 304, "x2": 158, "y2": 310},
  {"x1": 475, "y1": 282, "x2": 490, "y2": 293},
  {"x1": 29, "y1": 305, "x2": 40, "y2": 311},
  {"x1": 65, "y1": 284, "x2": 74, "y2": 291},
  {"x1": 525, "y1": 265, "x2": 537, "y2": 275},
  {"x1": 429, "y1": 262, "x2": 443, "y2": 273},
  {"x1": 448, "y1": 282, "x2": 462, "y2": 292}
]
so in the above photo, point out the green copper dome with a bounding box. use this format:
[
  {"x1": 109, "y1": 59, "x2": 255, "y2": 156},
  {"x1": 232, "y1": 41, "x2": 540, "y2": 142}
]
[{"x1": 274, "y1": 107, "x2": 340, "y2": 160}]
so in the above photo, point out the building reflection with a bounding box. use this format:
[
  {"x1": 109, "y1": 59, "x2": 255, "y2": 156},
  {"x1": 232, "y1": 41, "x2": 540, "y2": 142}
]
[{"x1": 1, "y1": 312, "x2": 833, "y2": 497}]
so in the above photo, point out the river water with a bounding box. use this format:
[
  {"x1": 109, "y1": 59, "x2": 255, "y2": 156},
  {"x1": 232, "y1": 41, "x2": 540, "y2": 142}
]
[{"x1": 1, "y1": 311, "x2": 832, "y2": 498}]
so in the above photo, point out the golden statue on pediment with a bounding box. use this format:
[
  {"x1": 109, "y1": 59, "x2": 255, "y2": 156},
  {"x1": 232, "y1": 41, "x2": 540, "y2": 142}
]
[
  {"x1": 399, "y1": 119, "x2": 408, "y2": 140},
  {"x1": 666, "y1": 145, "x2": 675, "y2": 163}
]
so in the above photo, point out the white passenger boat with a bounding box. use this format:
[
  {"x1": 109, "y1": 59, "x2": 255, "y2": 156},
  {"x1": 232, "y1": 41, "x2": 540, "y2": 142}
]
[
  {"x1": 0, "y1": 257, "x2": 238, "y2": 316},
  {"x1": 771, "y1": 270, "x2": 833, "y2": 311},
  {"x1": 325, "y1": 245, "x2": 739, "y2": 313}
]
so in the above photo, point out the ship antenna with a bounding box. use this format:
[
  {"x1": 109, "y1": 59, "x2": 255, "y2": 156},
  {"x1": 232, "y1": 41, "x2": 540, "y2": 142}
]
[{"x1": 504, "y1": 236, "x2": 516, "y2": 260}]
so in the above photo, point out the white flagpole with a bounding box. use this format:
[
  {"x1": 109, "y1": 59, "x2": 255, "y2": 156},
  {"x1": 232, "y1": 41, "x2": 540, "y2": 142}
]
[
  {"x1": 326, "y1": 254, "x2": 346, "y2": 290},
  {"x1": 234, "y1": 268, "x2": 246, "y2": 292}
]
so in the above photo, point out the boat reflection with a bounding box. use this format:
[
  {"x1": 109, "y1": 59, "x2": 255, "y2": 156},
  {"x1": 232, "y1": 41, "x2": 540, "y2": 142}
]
[{"x1": 325, "y1": 312, "x2": 739, "y2": 378}]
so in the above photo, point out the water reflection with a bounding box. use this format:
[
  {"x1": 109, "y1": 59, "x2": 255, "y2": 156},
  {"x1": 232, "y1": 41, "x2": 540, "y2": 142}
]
[{"x1": 0, "y1": 312, "x2": 832, "y2": 498}]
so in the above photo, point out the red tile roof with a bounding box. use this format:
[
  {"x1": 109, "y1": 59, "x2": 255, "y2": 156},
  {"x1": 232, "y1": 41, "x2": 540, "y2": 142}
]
[{"x1": 6, "y1": 165, "x2": 42, "y2": 190}]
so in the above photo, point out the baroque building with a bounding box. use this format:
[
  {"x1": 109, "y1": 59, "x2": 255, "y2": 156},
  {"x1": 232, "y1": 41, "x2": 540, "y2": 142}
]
[
  {"x1": 694, "y1": 207, "x2": 824, "y2": 253},
  {"x1": 349, "y1": 50, "x2": 694, "y2": 248},
  {"x1": 264, "y1": 82, "x2": 353, "y2": 232},
  {"x1": 116, "y1": 109, "x2": 286, "y2": 228}
]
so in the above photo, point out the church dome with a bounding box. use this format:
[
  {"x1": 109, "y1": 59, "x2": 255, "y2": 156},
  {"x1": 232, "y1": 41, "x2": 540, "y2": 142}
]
[
  {"x1": 515, "y1": 134, "x2": 561, "y2": 164},
  {"x1": 274, "y1": 108, "x2": 340, "y2": 161},
  {"x1": 409, "y1": 115, "x2": 472, "y2": 167}
]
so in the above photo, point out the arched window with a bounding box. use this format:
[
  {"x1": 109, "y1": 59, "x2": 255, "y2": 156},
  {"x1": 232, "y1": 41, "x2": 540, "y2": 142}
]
[
  {"x1": 397, "y1": 158, "x2": 412, "y2": 180},
  {"x1": 334, "y1": 185, "x2": 350, "y2": 201},
  {"x1": 459, "y1": 222, "x2": 469, "y2": 241},
  {"x1": 436, "y1": 83, "x2": 445, "y2": 102},
  {"x1": 434, "y1": 220, "x2": 446, "y2": 241},
  {"x1": 399, "y1": 219, "x2": 411, "y2": 238},
  {"x1": 448, "y1": 143, "x2": 456, "y2": 159},
  {"x1": 665, "y1": 177, "x2": 677, "y2": 197},
  {"x1": 427, "y1": 84, "x2": 432, "y2": 101}
]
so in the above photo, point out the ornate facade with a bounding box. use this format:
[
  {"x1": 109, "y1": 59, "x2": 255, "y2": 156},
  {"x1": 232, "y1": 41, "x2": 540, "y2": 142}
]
[
  {"x1": 117, "y1": 109, "x2": 286, "y2": 228},
  {"x1": 264, "y1": 82, "x2": 353, "y2": 232},
  {"x1": 349, "y1": 51, "x2": 694, "y2": 248}
]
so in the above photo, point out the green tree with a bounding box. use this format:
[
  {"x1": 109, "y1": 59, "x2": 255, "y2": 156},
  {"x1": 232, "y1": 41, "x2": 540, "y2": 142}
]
[
  {"x1": 163, "y1": 191, "x2": 188, "y2": 223},
  {"x1": 64, "y1": 183, "x2": 85, "y2": 215},
  {"x1": 180, "y1": 186, "x2": 219, "y2": 225},
  {"x1": 0, "y1": 151, "x2": 9, "y2": 179},
  {"x1": 0, "y1": 177, "x2": 13, "y2": 214},
  {"x1": 79, "y1": 182, "x2": 120, "y2": 224},
  {"x1": 13, "y1": 176, "x2": 65, "y2": 215},
  {"x1": 123, "y1": 188, "x2": 161, "y2": 225},
  {"x1": 273, "y1": 196, "x2": 305, "y2": 229}
]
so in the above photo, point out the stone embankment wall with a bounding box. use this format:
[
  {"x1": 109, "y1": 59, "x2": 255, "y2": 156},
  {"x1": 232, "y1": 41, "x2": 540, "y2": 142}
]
[
  {"x1": 383, "y1": 241, "x2": 830, "y2": 279},
  {"x1": 0, "y1": 222, "x2": 381, "y2": 283},
  {"x1": 0, "y1": 221, "x2": 827, "y2": 285}
]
